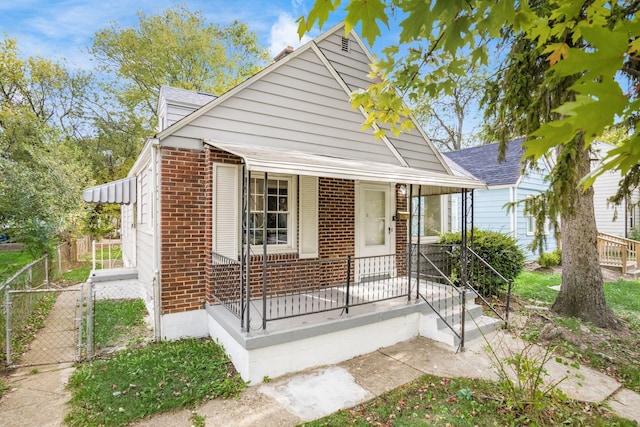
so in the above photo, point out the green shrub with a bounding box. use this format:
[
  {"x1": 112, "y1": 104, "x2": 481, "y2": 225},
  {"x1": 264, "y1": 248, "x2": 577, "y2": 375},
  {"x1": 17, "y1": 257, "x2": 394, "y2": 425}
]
[
  {"x1": 438, "y1": 229, "x2": 525, "y2": 296},
  {"x1": 630, "y1": 227, "x2": 640, "y2": 242},
  {"x1": 538, "y1": 249, "x2": 562, "y2": 267}
]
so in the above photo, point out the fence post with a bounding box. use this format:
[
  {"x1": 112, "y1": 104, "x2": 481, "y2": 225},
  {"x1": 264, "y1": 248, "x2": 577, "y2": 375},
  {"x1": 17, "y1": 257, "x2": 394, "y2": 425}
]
[
  {"x1": 5, "y1": 285, "x2": 12, "y2": 366},
  {"x1": 57, "y1": 245, "x2": 62, "y2": 277},
  {"x1": 92, "y1": 240, "x2": 96, "y2": 271},
  {"x1": 345, "y1": 256, "x2": 351, "y2": 315},
  {"x1": 86, "y1": 278, "x2": 94, "y2": 360},
  {"x1": 45, "y1": 254, "x2": 49, "y2": 287}
]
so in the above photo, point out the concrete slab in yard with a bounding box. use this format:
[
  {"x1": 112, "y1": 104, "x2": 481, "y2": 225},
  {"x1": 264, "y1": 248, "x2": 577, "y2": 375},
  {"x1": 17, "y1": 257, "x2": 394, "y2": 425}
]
[
  {"x1": 259, "y1": 366, "x2": 371, "y2": 421},
  {"x1": 607, "y1": 388, "x2": 640, "y2": 424},
  {"x1": 342, "y1": 350, "x2": 423, "y2": 396}
]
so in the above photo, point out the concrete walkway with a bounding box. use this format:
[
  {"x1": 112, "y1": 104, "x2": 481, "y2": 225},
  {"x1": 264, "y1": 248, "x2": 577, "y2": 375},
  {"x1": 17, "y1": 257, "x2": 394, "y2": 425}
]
[
  {"x1": 2, "y1": 331, "x2": 640, "y2": 426},
  {"x1": 133, "y1": 331, "x2": 640, "y2": 426}
]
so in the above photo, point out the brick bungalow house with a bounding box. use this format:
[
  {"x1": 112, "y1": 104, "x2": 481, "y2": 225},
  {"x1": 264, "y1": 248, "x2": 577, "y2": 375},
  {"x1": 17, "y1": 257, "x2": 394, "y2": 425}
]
[{"x1": 83, "y1": 23, "x2": 497, "y2": 383}]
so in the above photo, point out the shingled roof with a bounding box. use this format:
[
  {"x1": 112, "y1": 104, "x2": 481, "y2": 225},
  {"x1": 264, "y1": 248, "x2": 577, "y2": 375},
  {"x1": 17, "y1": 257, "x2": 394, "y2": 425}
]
[{"x1": 442, "y1": 139, "x2": 525, "y2": 187}]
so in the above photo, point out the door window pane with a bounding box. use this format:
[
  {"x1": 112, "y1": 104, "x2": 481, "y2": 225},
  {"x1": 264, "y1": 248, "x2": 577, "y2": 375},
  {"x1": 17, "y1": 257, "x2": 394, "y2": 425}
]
[{"x1": 365, "y1": 190, "x2": 386, "y2": 246}]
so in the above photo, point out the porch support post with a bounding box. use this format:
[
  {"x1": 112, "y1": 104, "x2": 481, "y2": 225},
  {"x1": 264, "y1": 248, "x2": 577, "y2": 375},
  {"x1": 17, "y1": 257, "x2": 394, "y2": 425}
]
[
  {"x1": 460, "y1": 188, "x2": 469, "y2": 351},
  {"x1": 416, "y1": 186, "x2": 422, "y2": 300},
  {"x1": 240, "y1": 166, "x2": 246, "y2": 330},
  {"x1": 407, "y1": 184, "x2": 413, "y2": 302},
  {"x1": 244, "y1": 169, "x2": 252, "y2": 332},
  {"x1": 262, "y1": 172, "x2": 268, "y2": 330}
]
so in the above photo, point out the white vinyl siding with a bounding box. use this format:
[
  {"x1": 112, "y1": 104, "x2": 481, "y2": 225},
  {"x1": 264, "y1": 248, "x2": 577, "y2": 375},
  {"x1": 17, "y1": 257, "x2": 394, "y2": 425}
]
[
  {"x1": 138, "y1": 167, "x2": 151, "y2": 231},
  {"x1": 169, "y1": 49, "x2": 404, "y2": 166},
  {"x1": 214, "y1": 164, "x2": 239, "y2": 259},
  {"x1": 299, "y1": 176, "x2": 319, "y2": 258}
]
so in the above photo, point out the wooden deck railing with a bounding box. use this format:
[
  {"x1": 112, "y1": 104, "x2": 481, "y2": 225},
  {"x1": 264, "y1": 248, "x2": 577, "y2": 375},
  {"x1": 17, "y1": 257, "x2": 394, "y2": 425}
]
[{"x1": 597, "y1": 232, "x2": 640, "y2": 274}]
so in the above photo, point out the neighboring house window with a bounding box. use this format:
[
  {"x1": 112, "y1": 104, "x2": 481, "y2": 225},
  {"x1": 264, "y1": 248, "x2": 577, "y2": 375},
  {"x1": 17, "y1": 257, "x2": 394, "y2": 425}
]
[
  {"x1": 249, "y1": 174, "x2": 296, "y2": 249},
  {"x1": 526, "y1": 213, "x2": 549, "y2": 235},
  {"x1": 411, "y1": 195, "x2": 443, "y2": 238}
]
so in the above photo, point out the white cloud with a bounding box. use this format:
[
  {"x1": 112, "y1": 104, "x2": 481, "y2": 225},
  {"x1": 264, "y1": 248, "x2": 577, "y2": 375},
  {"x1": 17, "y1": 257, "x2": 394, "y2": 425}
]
[{"x1": 268, "y1": 12, "x2": 311, "y2": 57}]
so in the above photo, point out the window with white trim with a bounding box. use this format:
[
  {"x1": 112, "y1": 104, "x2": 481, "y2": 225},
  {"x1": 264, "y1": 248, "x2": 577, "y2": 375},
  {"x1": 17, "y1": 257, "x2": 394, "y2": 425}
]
[
  {"x1": 249, "y1": 174, "x2": 296, "y2": 249},
  {"x1": 526, "y1": 213, "x2": 550, "y2": 235}
]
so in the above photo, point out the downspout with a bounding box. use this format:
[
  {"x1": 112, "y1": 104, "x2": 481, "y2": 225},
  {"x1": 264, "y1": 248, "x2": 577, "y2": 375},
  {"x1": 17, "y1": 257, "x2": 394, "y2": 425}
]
[{"x1": 151, "y1": 138, "x2": 162, "y2": 341}]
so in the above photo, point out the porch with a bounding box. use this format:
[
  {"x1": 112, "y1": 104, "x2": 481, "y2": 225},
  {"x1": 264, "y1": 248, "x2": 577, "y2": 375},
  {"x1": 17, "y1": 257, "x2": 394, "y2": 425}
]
[{"x1": 207, "y1": 244, "x2": 510, "y2": 383}]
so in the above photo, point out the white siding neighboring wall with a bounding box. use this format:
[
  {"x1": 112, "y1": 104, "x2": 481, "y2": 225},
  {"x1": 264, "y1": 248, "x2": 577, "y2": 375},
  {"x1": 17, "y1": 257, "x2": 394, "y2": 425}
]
[{"x1": 593, "y1": 169, "x2": 626, "y2": 236}]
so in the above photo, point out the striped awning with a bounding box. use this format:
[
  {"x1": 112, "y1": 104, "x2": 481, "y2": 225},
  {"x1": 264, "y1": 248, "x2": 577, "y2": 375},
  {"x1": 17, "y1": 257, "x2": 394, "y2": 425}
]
[{"x1": 82, "y1": 177, "x2": 136, "y2": 204}]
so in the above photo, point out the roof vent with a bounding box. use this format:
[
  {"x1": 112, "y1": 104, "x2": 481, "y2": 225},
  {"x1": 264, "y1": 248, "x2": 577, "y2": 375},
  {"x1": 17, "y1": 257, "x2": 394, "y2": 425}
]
[
  {"x1": 341, "y1": 36, "x2": 350, "y2": 52},
  {"x1": 274, "y1": 45, "x2": 294, "y2": 62}
]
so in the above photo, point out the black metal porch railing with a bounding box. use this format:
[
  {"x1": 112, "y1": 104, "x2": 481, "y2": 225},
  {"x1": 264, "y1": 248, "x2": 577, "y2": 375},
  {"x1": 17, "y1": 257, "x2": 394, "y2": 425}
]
[
  {"x1": 210, "y1": 246, "x2": 510, "y2": 342},
  {"x1": 211, "y1": 252, "x2": 242, "y2": 318},
  {"x1": 263, "y1": 253, "x2": 410, "y2": 323},
  {"x1": 210, "y1": 252, "x2": 412, "y2": 329}
]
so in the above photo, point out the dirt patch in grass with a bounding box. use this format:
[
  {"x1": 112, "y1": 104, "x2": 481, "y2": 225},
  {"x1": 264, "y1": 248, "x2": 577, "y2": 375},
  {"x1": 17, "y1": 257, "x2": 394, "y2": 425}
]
[{"x1": 515, "y1": 307, "x2": 640, "y2": 393}]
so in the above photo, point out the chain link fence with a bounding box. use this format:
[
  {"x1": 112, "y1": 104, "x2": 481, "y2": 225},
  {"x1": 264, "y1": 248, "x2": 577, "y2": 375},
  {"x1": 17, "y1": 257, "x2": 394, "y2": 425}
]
[{"x1": 2, "y1": 239, "x2": 151, "y2": 368}]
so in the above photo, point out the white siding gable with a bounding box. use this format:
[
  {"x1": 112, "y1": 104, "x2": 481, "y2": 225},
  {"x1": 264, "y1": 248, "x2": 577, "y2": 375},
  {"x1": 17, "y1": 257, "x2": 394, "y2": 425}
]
[{"x1": 170, "y1": 47, "x2": 404, "y2": 165}]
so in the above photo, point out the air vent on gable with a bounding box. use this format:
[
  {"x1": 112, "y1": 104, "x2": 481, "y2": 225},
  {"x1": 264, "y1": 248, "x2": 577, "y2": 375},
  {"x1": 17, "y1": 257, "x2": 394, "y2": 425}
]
[{"x1": 341, "y1": 36, "x2": 350, "y2": 52}]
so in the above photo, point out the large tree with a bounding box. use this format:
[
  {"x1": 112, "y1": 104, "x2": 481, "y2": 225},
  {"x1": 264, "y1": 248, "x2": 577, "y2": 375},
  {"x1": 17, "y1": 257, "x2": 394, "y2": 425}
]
[
  {"x1": 0, "y1": 37, "x2": 93, "y2": 255},
  {"x1": 90, "y1": 4, "x2": 269, "y2": 130},
  {"x1": 298, "y1": 0, "x2": 640, "y2": 328},
  {"x1": 414, "y1": 60, "x2": 485, "y2": 152}
]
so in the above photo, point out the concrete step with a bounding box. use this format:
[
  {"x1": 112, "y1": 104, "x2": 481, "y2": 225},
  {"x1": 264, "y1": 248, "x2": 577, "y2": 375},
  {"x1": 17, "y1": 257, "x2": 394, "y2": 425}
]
[
  {"x1": 421, "y1": 305, "x2": 505, "y2": 348},
  {"x1": 89, "y1": 268, "x2": 138, "y2": 283}
]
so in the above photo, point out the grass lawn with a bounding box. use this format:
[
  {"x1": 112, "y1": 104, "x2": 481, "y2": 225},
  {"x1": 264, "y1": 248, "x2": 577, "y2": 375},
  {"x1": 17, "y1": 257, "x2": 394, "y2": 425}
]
[
  {"x1": 304, "y1": 373, "x2": 633, "y2": 427},
  {"x1": 0, "y1": 250, "x2": 35, "y2": 284},
  {"x1": 65, "y1": 338, "x2": 246, "y2": 427},
  {"x1": 512, "y1": 269, "x2": 640, "y2": 394},
  {"x1": 93, "y1": 299, "x2": 147, "y2": 350}
]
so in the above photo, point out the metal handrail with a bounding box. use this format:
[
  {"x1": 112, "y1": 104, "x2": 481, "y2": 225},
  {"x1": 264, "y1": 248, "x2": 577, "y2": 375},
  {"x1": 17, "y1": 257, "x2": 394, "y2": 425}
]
[
  {"x1": 417, "y1": 251, "x2": 463, "y2": 343},
  {"x1": 466, "y1": 247, "x2": 512, "y2": 322}
]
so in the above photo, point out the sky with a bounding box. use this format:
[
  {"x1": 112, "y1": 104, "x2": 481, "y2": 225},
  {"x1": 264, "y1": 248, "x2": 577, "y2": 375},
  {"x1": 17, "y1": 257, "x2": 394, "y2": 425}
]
[{"x1": 0, "y1": 0, "x2": 361, "y2": 69}]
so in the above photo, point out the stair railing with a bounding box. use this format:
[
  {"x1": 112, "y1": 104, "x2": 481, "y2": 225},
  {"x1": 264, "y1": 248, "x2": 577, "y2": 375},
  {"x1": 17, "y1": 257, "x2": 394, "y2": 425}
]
[
  {"x1": 414, "y1": 244, "x2": 464, "y2": 350},
  {"x1": 597, "y1": 232, "x2": 640, "y2": 274},
  {"x1": 465, "y1": 247, "x2": 512, "y2": 323}
]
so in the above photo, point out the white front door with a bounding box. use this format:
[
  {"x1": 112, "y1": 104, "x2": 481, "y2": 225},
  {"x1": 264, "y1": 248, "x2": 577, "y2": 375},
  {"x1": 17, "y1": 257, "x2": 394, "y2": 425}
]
[{"x1": 355, "y1": 183, "x2": 395, "y2": 280}]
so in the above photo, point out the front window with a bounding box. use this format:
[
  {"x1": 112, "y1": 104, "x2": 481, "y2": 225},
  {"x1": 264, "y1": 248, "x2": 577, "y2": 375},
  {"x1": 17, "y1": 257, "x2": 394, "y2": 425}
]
[
  {"x1": 411, "y1": 195, "x2": 442, "y2": 238},
  {"x1": 249, "y1": 175, "x2": 292, "y2": 247}
]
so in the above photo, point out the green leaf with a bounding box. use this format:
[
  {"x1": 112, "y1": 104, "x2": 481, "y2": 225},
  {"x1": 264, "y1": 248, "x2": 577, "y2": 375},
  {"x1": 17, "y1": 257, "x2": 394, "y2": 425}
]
[
  {"x1": 344, "y1": 0, "x2": 388, "y2": 45},
  {"x1": 296, "y1": 0, "x2": 341, "y2": 38}
]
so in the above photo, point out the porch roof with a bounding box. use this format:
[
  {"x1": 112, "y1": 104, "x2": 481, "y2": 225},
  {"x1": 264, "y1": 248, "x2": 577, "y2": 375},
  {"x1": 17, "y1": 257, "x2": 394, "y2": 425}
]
[
  {"x1": 82, "y1": 177, "x2": 136, "y2": 205},
  {"x1": 204, "y1": 140, "x2": 486, "y2": 195}
]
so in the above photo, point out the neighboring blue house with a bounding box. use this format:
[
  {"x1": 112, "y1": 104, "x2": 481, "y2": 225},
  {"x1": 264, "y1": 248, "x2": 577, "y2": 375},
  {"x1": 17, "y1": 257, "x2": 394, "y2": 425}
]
[{"x1": 442, "y1": 139, "x2": 558, "y2": 261}]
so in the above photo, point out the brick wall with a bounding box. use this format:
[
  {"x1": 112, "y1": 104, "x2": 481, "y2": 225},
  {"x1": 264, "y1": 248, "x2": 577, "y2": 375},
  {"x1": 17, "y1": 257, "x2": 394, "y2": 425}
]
[
  {"x1": 161, "y1": 148, "x2": 407, "y2": 313},
  {"x1": 160, "y1": 147, "x2": 208, "y2": 313},
  {"x1": 395, "y1": 184, "x2": 409, "y2": 276}
]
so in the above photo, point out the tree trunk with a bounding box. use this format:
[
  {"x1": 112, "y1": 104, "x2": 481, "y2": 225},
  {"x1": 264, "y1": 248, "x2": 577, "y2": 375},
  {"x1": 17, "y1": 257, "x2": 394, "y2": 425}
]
[{"x1": 551, "y1": 145, "x2": 620, "y2": 329}]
